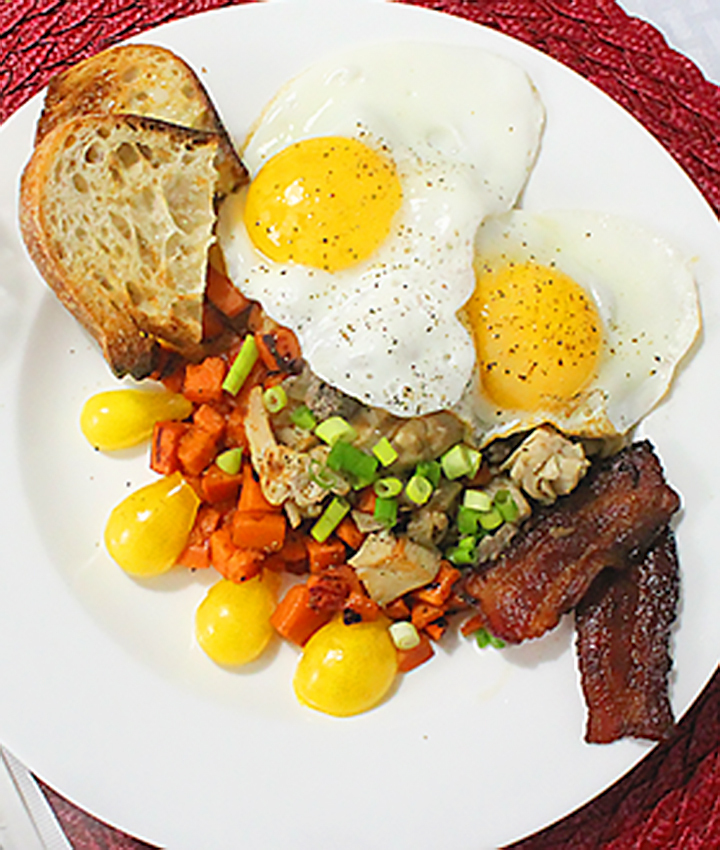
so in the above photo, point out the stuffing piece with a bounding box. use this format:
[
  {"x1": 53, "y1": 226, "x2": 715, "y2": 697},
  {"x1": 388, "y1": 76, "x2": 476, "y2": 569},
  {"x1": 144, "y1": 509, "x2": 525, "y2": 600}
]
[
  {"x1": 244, "y1": 386, "x2": 349, "y2": 510},
  {"x1": 503, "y1": 426, "x2": 590, "y2": 504}
]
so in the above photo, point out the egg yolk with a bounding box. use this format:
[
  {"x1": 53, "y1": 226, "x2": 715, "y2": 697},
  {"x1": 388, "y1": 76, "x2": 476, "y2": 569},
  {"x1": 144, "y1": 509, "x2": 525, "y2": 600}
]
[
  {"x1": 244, "y1": 136, "x2": 402, "y2": 272},
  {"x1": 466, "y1": 259, "x2": 602, "y2": 411}
]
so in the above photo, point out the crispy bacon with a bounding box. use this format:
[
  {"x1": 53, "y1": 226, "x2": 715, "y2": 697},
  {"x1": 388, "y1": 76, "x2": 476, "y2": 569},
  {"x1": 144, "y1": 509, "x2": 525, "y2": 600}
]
[
  {"x1": 575, "y1": 527, "x2": 680, "y2": 744},
  {"x1": 463, "y1": 441, "x2": 680, "y2": 643}
]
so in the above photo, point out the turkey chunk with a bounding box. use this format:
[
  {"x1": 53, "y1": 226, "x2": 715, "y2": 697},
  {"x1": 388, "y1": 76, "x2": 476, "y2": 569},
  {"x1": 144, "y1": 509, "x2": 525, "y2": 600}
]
[
  {"x1": 503, "y1": 426, "x2": 589, "y2": 505},
  {"x1": 349, "y1": 531, "x2": 442, "y2": 606}
]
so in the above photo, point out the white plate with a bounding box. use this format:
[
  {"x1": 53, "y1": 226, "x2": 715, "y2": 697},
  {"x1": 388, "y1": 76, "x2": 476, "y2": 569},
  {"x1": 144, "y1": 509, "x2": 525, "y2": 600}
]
[{"x1": 0, "y1": 2, "x2": 718, "y2": 848}]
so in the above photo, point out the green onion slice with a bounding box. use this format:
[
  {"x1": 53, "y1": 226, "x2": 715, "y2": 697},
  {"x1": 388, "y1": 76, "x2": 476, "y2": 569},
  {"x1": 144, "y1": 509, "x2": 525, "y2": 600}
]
[
  {"x1": 440, "y1": 444, "x2": 482, "y2": 480},
  {"x1": 478, "y1": 506, "x2": 504, "y2": 531},
  {"x1": 447, "y1": 544, "x2": 476, "y2": 566},
  {"x1": 290, "y1": 404, "x2": 317, "y2": 431},
  {"x1": 416, "y1": 460, "x2": 441, "y2": 489},
  {"x1": 315, "y1": 416, "x2": 358, "y2": 447},
  {"x1": 494, "y1": 489, "x2": 519, "y2": 523},
  {"x1": 475, "y1": 628, "x2": 505, "y2": 649},
  {"x1": 308, "y1": 458, "x2": 344, "y2": 491},
  {"x1": 463, "y1": 489, "x2": 493, "y2": 512},
  {"x1": 373, "y1": 496, "x2": 398, "y2": 528},
  {"x1": 310, "y1": 497, "x2": 350, "y2": 543},
  {"x1": 372, "y1": 437, "x2": 398, "y2": 467},
  {"x1": 215, "y1": 447, "x2": 243, "y2": 476},
  {"x1": 405, "y1": 474, "x2": 433, "y2": 505},
  {"x1": 327, "y1": 441, "x2": 378, "y2": 488},
  {"x1": 374, "y1": 477, "x2": 403, "y2": 499},
  {"x1": 222, "y1": 335, "x2": 259, "y2": 396},
  {"x1": 263, "y1": 385, "x2": 287, "y2": 414},
  {"x1": 389, "y1": 621, "x2": 420, "y2": 651},
  {"x1": 456, "y1": 505, "x2": 480, "y2": 536}
]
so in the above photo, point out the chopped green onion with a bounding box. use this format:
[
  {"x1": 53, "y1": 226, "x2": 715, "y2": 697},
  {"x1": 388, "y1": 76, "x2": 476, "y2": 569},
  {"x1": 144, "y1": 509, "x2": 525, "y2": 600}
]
[
  {"x1": 310, "y1": 497, "x2": 350, "y2": 542},
  {"x1": 416, "y1": 460, "x2": 441, "y2": 489},
  {"x1": 405, "y1": 474, "x2": 433, "y2": 505},
  {"x1": 262, "y1": 385, "x2": 287, "y2": 414},
  {"x1": 215, "y1": 447, "x2": 243, "y2": 476},
  {"x1": 290, "y1": 404, "x2": 317, "y2": 430},
  {"x1": 374, "y1": 477, "x2": 403, "y2": 499},
  {"x1": 447, "y1": 539, "x2": 477, "y2": 565},
  {"x1": 373, "y1": 496, "x2": 398, "y2": 528},
  {"x1": 372, "y1": 437, "x2": 398, "y2": 467},
  {"x1": 457, "y1": 505, "x2": 481, "y2": 536},
  {"x1": 494, "y1": 489, "x2": 519, "y2": 523},
  {"x1": 440, "y1": 443, "x2": 482, "y2": 480},
  {"x1": 308, "y1": 458, "x2": 344, "y2": 491},
  {"x1": 389, "y1": 621, "x2": 420, "y2": 651},
  {"x1": 479, "y1": 506, "x2": 504, "y2": 531},
  {"x1": 222, "y1": 335, "x2": 258, "y2": 396},
  {"x1": 327, "y1": 441, "x2": 378, "y2": 488},
  {"x1": 315, "y1": 416, "x2": 358, "y2": 447},
  {"x1": 475, "y1": 628, "x2": 505, "y2": 649},
  {"x1": 464, "y1": 489, "x2": 493, "y2": 512}
]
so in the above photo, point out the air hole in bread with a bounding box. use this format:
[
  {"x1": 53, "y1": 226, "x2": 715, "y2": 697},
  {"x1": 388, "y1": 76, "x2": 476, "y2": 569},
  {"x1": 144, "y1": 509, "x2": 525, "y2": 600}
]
[
  {"x1": 97, "y1": 126, "x2": 111, "y2": 140},
  {"x1": 135, "y1": 229, "x2": 157, "y2": 268},
  {"x1": 181, "y1": 83, "x2": 197, "y2": 101},
  {"x1": 125, "y1": 280, "x2": 143, "y2": 307},
  {"x1": 72, "y1": 173, "x2": 89, "y2": 193},
  {"x1": 116, "y1": 142, "x2": 140, "y2": 168},
  {"x1": 109, "y1": 211, "x2": 132, "y2": 240},
  {"x1": 63, "y1": 134, "x2": 77, "y2": 149},
  {"x1": 75, "y1": 227, "x2": 87, "y2": 241},
  {"x1": 136, "y1": 143, "x2": 153, "y2": 163},
  {"x1": 121, "y1": 65, "x2": 140, "y2": 84},
  {"x1": 85, "y1": 143, "x2": 104, "y2": 164},
  {"x1": 109, "y1": 166, "x2": 124, "y2": 186}
]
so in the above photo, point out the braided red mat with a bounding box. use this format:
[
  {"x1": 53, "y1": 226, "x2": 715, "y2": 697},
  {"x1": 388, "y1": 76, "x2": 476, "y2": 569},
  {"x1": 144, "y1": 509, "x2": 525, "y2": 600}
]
[{"x1": 2, "y1": 1, "x2": 718, "y2": 848}]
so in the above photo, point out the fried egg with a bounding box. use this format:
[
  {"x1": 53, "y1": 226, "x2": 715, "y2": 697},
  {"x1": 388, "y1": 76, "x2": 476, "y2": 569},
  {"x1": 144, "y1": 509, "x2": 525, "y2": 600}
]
[
  {"x1": 454, "y1": 210, "x2": 700, "y2": 445},
  {"x1": 217, "y1": 42, "x2": 544, "y2": 416}
]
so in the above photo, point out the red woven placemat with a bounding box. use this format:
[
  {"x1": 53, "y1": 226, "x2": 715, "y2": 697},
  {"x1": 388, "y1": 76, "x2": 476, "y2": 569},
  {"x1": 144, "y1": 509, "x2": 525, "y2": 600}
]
[{"x1": 2, "y1": 1, "x2": 718, "y2": 848}]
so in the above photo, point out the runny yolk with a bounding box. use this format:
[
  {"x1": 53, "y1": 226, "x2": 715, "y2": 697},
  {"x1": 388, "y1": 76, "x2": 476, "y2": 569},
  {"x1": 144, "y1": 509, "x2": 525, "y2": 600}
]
[
  {"x1": 465, "y1": 259, "x2": 602, "y2": 411},
  {"x1": 243, "y1": 136, "x2": 402, "y2": 272}
]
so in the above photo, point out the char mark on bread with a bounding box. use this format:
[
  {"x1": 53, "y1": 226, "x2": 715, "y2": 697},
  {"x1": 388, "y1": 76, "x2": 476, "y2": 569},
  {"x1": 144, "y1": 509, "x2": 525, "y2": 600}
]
[{"x1": 463, "y1": 441, "x2": 680, "y2": 643}]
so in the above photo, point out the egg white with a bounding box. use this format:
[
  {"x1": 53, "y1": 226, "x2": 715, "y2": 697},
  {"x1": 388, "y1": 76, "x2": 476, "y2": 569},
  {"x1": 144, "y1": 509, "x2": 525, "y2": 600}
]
[
  {"x1": 453, "y1": 209, "x2": 701, "y2": 446},
  {"x1": 218, "y1": 42, "x2": 545, "y2": 416}
]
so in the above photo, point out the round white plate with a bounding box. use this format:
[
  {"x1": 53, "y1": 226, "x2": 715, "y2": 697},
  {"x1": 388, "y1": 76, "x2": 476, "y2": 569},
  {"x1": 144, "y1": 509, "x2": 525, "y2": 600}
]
[{"x1": 0, "y1": 2, "x2": 718, "y2": 848}]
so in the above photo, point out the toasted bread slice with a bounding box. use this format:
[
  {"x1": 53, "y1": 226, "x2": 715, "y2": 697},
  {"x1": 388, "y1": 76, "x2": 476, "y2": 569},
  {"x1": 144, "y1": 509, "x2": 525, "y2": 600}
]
[
  {"x1": 35, "y1": 44, "x2": 244, "y2": 197},
  {"x1": 37, "y1": 44, "x2": 225, "y2": 141},
  {"x1": 20, "y1": 113, "x2": 244, "y2": 378}
]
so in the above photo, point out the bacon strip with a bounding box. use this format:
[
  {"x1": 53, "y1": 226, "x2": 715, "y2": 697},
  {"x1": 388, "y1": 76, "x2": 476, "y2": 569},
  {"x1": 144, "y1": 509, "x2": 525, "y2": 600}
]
[
  {"x1": 463, "y1": 441, "x2": 680, "y2": 643},
  {"x1": 575, "y1": 527, "x2": 680, "y2": 743}
]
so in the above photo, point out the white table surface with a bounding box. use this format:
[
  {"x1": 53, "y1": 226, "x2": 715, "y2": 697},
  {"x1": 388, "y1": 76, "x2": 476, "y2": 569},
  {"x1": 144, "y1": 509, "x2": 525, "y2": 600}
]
[{"x1": 1, "y1": 1, "x2": 717, "y2": 847}]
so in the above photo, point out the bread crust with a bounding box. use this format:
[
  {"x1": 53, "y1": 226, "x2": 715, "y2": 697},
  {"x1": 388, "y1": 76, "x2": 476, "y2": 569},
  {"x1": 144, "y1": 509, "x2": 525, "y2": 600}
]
[
  {"x1": 35, "y1": 44, "x2": 245, "y2": 199},
  {"x1": 38, "y1": 44, "x2": 223, "y2": 142}
]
